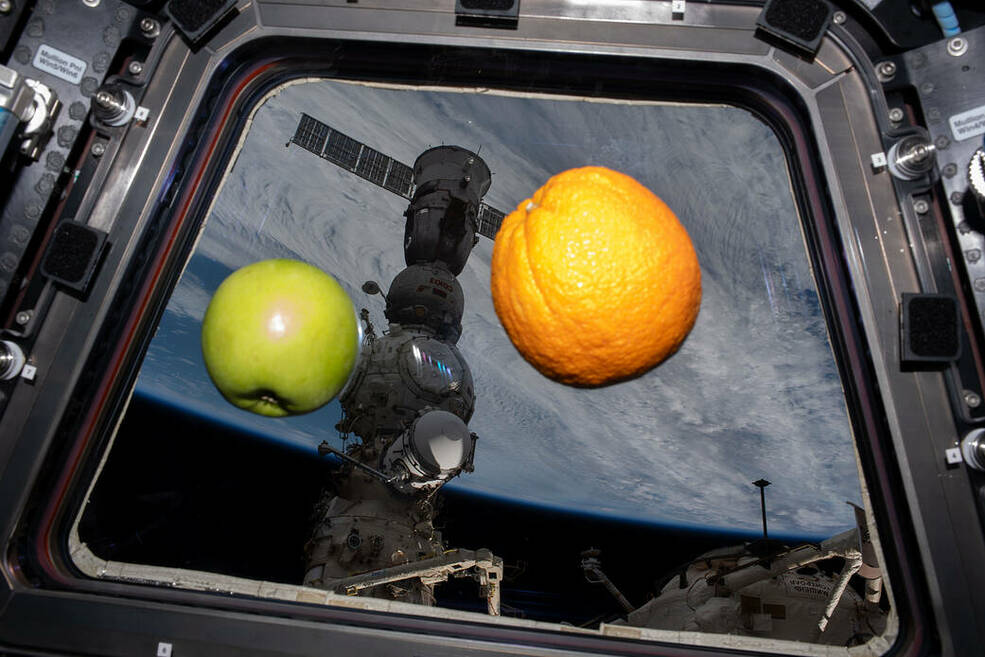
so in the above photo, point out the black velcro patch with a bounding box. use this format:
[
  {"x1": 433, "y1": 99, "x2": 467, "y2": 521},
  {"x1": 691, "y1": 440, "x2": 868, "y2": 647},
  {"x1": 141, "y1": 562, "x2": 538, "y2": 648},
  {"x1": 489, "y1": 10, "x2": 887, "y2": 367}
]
[
  {"x1": 40, "y1": 220, "x2": 107, "y2": 293},
  {"x1": 900, "y1": 293, "x2": 961, "y2": 365},
  {"x1": 756, "y1": 0, "x2": 833, "y2": 60}
]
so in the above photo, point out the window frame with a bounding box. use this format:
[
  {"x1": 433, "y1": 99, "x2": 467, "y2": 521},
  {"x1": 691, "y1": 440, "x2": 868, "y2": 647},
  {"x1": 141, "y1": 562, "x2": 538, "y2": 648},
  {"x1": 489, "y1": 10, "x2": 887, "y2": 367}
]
[{"x1": 0, "y1": 3, "x2": 977, "y2": 655}]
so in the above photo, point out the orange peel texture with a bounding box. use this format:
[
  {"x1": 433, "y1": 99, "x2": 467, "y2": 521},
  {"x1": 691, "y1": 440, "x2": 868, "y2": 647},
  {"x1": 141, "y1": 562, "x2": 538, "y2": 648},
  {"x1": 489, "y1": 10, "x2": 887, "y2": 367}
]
[{"x1": 490, "y1": 166, "x2": 701, "y2": 387}]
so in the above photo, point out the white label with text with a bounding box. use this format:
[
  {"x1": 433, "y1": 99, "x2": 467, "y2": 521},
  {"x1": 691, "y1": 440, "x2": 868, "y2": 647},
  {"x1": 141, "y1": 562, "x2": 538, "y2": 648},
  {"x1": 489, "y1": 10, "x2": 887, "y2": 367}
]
[
  {"x1": 32, "y1": 44, "x2": 87, "y2": 84},
  {"x1": 949, "y1": 104, "x2": 985, "y2": 142}
]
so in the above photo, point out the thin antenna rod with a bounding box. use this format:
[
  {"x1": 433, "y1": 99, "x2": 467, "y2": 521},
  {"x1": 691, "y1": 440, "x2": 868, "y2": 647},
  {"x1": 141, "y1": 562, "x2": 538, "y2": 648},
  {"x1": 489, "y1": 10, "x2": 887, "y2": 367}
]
[
  {"x1": 753, "y1": 479, "x2": 771, "y2": 539},
  {"x1": 319, "y1": 441, "x2": 395, "y2": 484}
]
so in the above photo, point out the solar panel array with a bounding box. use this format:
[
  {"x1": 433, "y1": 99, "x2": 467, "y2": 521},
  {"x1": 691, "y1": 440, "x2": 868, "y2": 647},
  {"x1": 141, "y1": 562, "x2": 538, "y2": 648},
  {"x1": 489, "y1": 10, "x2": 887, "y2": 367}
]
[
  {"x1": 476, "y1": 203, "x2": 506, "y2": 240},
  {"x1": 291, "y1": 113, "x2": 415, "y2": 200},
  {"x1": 291, "y1": 113, "x2": 506, "y2": 240}
]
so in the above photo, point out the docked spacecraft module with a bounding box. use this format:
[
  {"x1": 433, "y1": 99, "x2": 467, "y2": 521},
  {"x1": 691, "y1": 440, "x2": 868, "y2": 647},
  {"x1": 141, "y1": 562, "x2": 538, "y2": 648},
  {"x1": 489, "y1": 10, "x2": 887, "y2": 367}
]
[{"x1": 291, "y1": 120, "x2": 504, "y2": 610}]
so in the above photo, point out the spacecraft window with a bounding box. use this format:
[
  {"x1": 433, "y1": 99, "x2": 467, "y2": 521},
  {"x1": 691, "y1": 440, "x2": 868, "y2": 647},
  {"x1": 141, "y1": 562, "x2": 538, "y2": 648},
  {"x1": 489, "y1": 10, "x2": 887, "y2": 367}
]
[{"x1": 67, "y1": 75, "x2": 890, "y2": 654}]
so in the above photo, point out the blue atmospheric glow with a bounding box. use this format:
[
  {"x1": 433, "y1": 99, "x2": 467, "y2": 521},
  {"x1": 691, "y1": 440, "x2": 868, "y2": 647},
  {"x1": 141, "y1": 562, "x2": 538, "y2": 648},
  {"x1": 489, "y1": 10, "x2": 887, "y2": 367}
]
[{"x1": 132, "y1": 386, "x2": 828, "y2": 543}]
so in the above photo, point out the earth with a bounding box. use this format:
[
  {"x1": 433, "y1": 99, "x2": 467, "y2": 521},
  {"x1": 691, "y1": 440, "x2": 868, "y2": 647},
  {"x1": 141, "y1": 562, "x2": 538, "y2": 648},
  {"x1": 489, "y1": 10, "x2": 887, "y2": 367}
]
[{"x1": 134, "y1": 78, "x2": 862, "y2": 539}]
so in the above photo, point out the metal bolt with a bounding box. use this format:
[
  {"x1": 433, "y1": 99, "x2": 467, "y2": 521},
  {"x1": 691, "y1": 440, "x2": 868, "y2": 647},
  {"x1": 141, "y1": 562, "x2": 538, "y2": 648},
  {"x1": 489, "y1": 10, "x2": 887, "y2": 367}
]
[
  {"x1": 0, "y1": 0, "x2": 12, "y2": 14},
  {"x1": 15, "y1": 310, "x2": 32, "y2": 325},
  {"x1": 95, "y1": 90, "x2": 116, "y2": 110},
  {"x1": 832, "y1": 11, "x2": 846, "y2": 24},
  {"x1": 888, "y1": 108, "x2": 904, "y2": 122},
  {"x1": 128, "y1": 61, "x2": 143, "y2": 76},
  {"x1": 913, "y1": 199, "x2": 929, "y2": 214},
  {"x1": 952, "y1": 191, "x2": 965, "y2": 204},
  {"x1": 877, "y1": 61, "x2": 896, "y2": 80},
  {"x1": 947, "y1": 37, "x2": 968, "y2": 57},
  {"x1": 139, "y1": 17, "x2": 160, "y2": 37},
  {"x1": 964, "y1": 390, "x2": 982, "y2": 408},
  {"x1": 935, "y1": 135, "x2": 951, "y2": 150},
  {"x1": 91, "y1": 142, "x2": 105, "y2": 157},
  {"x1": 943, "y1": 163, "x2": 958, "y2": 178}
]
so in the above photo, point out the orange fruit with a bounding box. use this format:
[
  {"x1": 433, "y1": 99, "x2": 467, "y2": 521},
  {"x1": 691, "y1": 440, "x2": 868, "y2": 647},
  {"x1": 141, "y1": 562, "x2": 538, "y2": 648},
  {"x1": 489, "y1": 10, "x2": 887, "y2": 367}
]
[{"x1": 490, "y1": 166, "x2": 701, "y2": 387}]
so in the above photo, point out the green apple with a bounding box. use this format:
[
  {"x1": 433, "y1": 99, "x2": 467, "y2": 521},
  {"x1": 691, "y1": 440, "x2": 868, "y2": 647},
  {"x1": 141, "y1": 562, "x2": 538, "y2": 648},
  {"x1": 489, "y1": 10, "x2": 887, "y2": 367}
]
[{"x1": 201, "y1": 259, "x2": 359, "y2": 417}]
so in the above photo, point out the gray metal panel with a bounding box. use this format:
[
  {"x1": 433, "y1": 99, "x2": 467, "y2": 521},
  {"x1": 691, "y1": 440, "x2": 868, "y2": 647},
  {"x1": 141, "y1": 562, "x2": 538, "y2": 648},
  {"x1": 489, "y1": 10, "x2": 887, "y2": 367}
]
[
  {"x1": 813, "y1": 32, "x2": 985, "y2": 654},
  {"x1": 0, "y1": 0, "x2": 138, "y2": 305},
  {"x1": 255, "y1": 2, "x2": 772, "y2": 57},
  {"x1": 907, "y1": 29, "x2": 985, "y2": 334}
]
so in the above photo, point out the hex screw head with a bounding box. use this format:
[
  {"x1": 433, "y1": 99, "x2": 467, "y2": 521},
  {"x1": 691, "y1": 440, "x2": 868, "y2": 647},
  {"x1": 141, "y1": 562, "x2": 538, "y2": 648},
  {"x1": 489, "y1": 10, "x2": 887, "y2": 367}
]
[
  {"x1": 964, "y1": 390, "x2": 982, "y2": 408},
  {"x1": 913, "y1": 199, "x2": 929, "y2": 214},
  {"x1": 943, "y1": 163, "x2": 958, "y2": 178},
  {"x1": 0, "y1": 0, "x2": 12, "y2": 15},
  {"x1": 91, "y1": 142, "x2": 106, "y2": 157},
  {"x1": 888, "y1": 108, "x2": 904, "y2": 122},
  {"x1": 832, "y1": 11, "x2": 846, "y2": 24},
  {"x1": 15, "y1": 310, "x2": 31, "y2": 325},
  {"x1": 139, "y1": 17, "x2": 160, "y2": 37},
  {"x1": 947, "y1": 37, "x2": 968, "y2": 57},
  {"x1": 877, "y1": 61, "x2": 897, "y2": 80},
  {"x1": 128, "y1": 61, "x2": 143, "y2": 76}
]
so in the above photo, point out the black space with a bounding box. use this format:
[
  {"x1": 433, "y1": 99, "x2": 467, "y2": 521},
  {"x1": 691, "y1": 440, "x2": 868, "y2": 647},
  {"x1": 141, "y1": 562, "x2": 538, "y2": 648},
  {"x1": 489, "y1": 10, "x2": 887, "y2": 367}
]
[{"x1": 80, "y1": 393, "x2": 759, "y2": 626}]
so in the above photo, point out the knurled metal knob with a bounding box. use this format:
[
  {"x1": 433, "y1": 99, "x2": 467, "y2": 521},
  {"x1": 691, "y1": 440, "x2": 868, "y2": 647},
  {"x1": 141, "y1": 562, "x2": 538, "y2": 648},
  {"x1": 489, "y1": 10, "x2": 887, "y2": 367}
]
[
  {"x1": 888, "y1": 135, "x2": 936, "y2": 180},
  {"x1": 969, "y1": 148, "x2": 985, "y2": 222},
  {"x1": 91, "y1": 85, "x2": 134, "y2": 127},
  {"x1": 0, "y1": 340, "x2": 25, "y2": 380},
  {"x1": 962, "y1": 427, "x2": 985, "y2": 471}
]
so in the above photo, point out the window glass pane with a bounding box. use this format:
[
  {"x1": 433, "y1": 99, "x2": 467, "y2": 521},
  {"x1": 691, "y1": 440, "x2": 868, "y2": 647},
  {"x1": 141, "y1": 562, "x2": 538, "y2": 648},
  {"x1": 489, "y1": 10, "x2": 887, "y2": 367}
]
[{"x1": 78, "y1": 78, "x2": 883, "y2": 649}]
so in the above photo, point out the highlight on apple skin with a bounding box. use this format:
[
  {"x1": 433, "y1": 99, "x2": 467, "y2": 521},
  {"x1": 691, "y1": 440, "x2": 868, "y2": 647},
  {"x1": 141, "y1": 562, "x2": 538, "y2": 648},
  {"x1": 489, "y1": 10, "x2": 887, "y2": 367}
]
[{"x1": 200, "y1": 259, "x2": 360, "y2": 417}]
